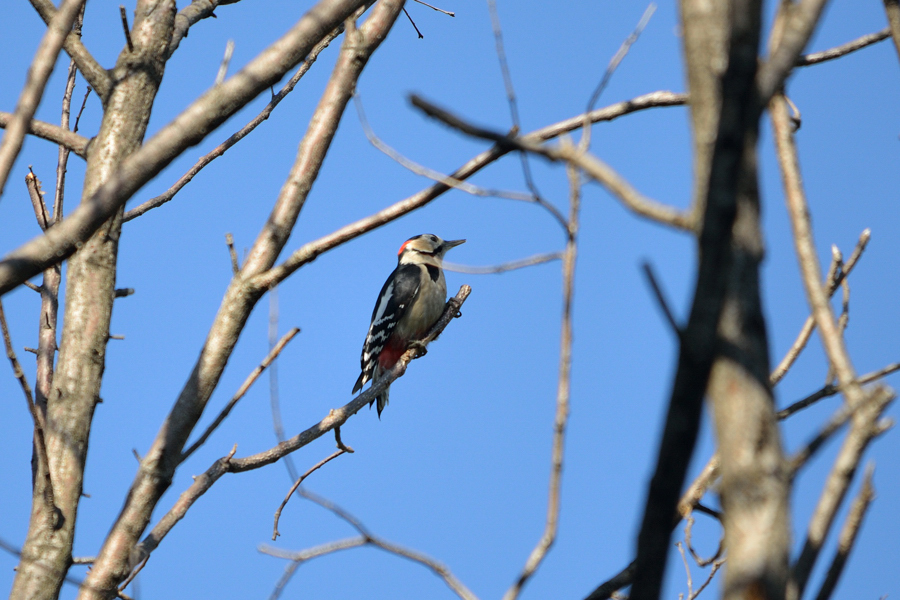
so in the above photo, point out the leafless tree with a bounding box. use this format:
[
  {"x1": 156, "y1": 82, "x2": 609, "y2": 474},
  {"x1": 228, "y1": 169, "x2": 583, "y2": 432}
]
[{"x1": 1, "y1": 1, "x2": 897, "y2": 600}]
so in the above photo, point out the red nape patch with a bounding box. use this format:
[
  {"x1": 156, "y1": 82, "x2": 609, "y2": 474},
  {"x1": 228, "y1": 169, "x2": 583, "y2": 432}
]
[
  {"x1": 397, "y1": 239, "x2": 413, "y2": 256},
  {"x1": 378, "y1": 340, "x2": 405, "y2": 370}
]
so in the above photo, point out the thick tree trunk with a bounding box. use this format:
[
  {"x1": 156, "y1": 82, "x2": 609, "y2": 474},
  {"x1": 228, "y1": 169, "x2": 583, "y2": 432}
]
[{"x1": 11, "y1": 3, "x2": 175, "y2": 599}]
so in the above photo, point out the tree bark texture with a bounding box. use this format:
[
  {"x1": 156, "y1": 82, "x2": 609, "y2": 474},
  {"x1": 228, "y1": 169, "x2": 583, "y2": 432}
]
[{"x1": 11, "y1": 2, "x2": 175, "y2": 599}]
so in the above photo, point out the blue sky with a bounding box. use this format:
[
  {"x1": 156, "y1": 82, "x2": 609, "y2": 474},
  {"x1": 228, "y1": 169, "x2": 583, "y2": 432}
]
[{"x1": 1, "y1": 1, "x2": 899, "y2": 599}]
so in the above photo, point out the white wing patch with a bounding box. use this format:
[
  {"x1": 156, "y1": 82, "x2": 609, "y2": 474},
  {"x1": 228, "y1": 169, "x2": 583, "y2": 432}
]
[{"x1": 372, "y1": 282, "x2": 394, "y2": 325}]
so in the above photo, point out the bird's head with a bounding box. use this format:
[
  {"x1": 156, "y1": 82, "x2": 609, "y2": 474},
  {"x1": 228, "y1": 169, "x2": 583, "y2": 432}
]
[{"x1": 398, "y1": 234, "x2": 466, "y2": 265}]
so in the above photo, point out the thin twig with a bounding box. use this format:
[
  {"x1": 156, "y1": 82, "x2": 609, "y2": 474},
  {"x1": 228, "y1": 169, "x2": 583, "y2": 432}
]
[
  {"x1": 225, "y1": 233, "x2": 240, "y2": 274},
  {"x1": 0, "y1": 300, "x2": 57, "y2": 518},
  {"x1": 181, "y1": 328, "x2": 300, "y2": 462},
  {"x1": 688, "y1": 560, "x2": 725, "y2": 600},
  {"x1": 272, "y1": 449, "x2": 349, "y2": 539},
  {"x1": 677, "y1": 542, "x2": 693, "y2": 598},
  {"x1": 354, "y1": 94, "x2": 536, "y2": 202},
  {"x1": 777, "y1": 362, "x2": 900, "y2": 421},
  {"x1": 122, "y1": 24, "x2": 343, "y2": 222},
  {"x1": 796, "y1": 27, "x2": 891, "y2": 65},
  {"x1": 582, "y1": 4, "x2": 656, "y2": 150},
  {"x1": 442, "y1": 252, "x2": 563, "y2": 274},
  {"x1": 119, "y1": 6, "x2": 134, "y2": 52},
  {"x1": 283, "y1": 489, "x2": 479, "y2": 600},
  {"x1": 53, "y1": 8, "x2": 81, "y2": 225},
  {"x1": 409, "y1": 94, "x2": 693, "y2": 232},
  {"x1": 215, "y1": 40, "x2": 235, "y2": 85},
  {"x1": 334, "y1": 426, "x2": 354, "y2": 453},
  {"x1": 812, "y1": 465, "x2": 876, "y2": 600},
  {"x1": 502, "y1": 157, "x2": 579, "y2": 600},
  {"x1": 412, "y1": 0, "x2": 453, "y2": 16},
  {"x1": 72, "y1": 86, "x2": 91, "y2": 134},
  {"x1": 770, "y1": 229, "x2": 870, "y2": 385},
  {"x1": 0, "y1": 0, "x2": 85, "y2": 199},
  {"x1": 268, "y1": 285, "x2": 299, "y2": 482},
  {"x1": 263, "y1": 537, "x2": 368, "y2": 600},
  {"x1": 486, "y1": 0, "x2": 566, "y2": 230},
  {"x1": 26, "y1": 170, "x2": 50, "y2": 230},
  {"x1": 642, "y1": 262, "x2": 681, "y2": 336},
  {"x1": 402, "y1": 7, "x2": 423, "y2": 38}
]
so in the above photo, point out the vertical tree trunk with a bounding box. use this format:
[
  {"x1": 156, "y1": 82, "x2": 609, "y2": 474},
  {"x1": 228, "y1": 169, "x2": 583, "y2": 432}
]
[
  {"x1": 680, "y1": 1, "x2": 792, "y2": 598},
  {"x1": 11, "y1": 3, "x2": 175, "y2": 599}
]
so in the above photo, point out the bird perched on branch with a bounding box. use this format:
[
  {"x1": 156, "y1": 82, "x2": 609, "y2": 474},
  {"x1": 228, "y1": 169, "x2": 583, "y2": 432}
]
[{"x1": 353, "y1": 234, "x2": 466, "y2": 417}]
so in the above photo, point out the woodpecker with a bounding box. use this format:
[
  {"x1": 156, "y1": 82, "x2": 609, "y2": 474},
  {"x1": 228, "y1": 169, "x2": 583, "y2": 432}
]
[{"x1": 353, "y1": 234, "x2": 465, "y2": 417}]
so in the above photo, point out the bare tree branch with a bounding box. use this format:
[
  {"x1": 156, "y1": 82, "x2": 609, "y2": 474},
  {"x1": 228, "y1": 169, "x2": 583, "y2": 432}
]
[
  {"x1": 80, "y1": 6, "x2": 407, "y2": 595},
  {"x1": 771, "y1": 93, "x2": 866, "y2": 406},
  {"x1": 0, "y1": 0, "x2": 86, "y2": 199},
  {"x1": 0, "y1": 0, "x2": 371, "y2": 298},
  {"x1": 796, "y1": 27, "x2": 891, "y2": 65},
  {"x1": 812, "y1": 465, "x2": 876, "y2": 600},
  {"x1": 502, "y1": 157, "x2": 579, "y2": 600},
  {"x1": 0, "y1": 113, "x2": 89, "y2": 158},
  {"x1": 129, "y1": 287, "x2": 469, "y2": 582},
  {"x1": 631, "y1": 1, "x2": 767, "y2": 598},
  {"x1": 264, "y1": 488, "x2": 478, "y2": 600},
  {"x1": 28, "y1": 0, "x2": 112, "y2": 101},
  {"x1": 770, "y1": 229, "x2": 870, "y2": 385},
  {"x1": 123, "y1": 25, "x2": 343, "y2": 222},
  {"x1": 442, "y1": 252, "x2": 562, "y2": 274},
  {"x1": 272, "y1": 449, "x2": 349, "y2": 540},
  {"x1": 883, "y1": 0, "x2": 900, "y2": 61},
  {"x1": 181, "y1": 327, "x2": 300, "y2": 462},
  {"x1": 772, "y1": 84, "x2": 895, "y2": 600},
  {"x1": 758, "y1": 0, "x2": 829, "y2": 102},
  {"x1": 408, "y1": 94, "x2": 693, "y2": 230},
  {"x1": 262, "y1": 537, "x2": 367, "y2": 600},
  {"x1": 253, "y1": 90, "x2": 690, "y2": 290},
  {"x1": 354, "y1": 94, "x2": 537, "y2": 203}
]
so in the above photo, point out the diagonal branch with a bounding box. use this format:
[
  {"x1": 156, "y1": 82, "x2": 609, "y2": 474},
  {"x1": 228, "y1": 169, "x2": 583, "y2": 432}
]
[
  {"x1": 408, "y1": 95, "x2": 693, "y2": 231},
  {"x1": 167, "y1": 0, "x2": 251, "y2": 59},
  {"x1": 80, "y1": 4, "x2": 406, "y2": 596},
  {"x1": 772, "y1": 90, "x2": 897, "y2": 600},
  {"x1": 796, "y1": 27, "x2": 891, "y2": 65},
  {"x1": 0, "y1": 0, "x2": 372, "y2": 298},
  {"x1": 28, "y1": 0, "x2": 111, "y2": 101},
  {"x1": 129, "y1": 286, "x2": 469, "y2": 581},
  {"x1": 0, "y1": 112, "x2": 89, "y2": 158},
  {"x1": 502, "y1": 158, "x2": 579, "y2": 600},
  {"x1": 812, "y1": 465, "x2": 876, "y2": 600},
  {"x1": 123, "y1": 25, "x2": 343, "y2": 222},
  {"x1": 883, "y1": 0, "x2": 900, "y2": 61},
  {"x1": 0, "y1": 0, "x2": 86, "y2": 200},
  {"x1": 758, "y1": 0, "x2": 829, "y2": 101},
  {"x1": 181, "y1": 327, "x2": 300, "y2": 462}
]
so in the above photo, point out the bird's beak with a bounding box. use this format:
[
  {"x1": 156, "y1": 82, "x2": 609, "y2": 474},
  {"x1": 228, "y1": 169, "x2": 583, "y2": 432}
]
[{"x1": 442, "y1": 239, "x2": 466, "y2": 252}]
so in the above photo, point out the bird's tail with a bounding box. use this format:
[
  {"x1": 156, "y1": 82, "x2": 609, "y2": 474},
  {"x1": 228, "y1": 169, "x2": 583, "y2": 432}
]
[
  {"x1": 371, "y1": 364, "x2": 390, "y2": 419},
  {"x1": 375, "y1": 387, "x2": 390, "y2": 419}
]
